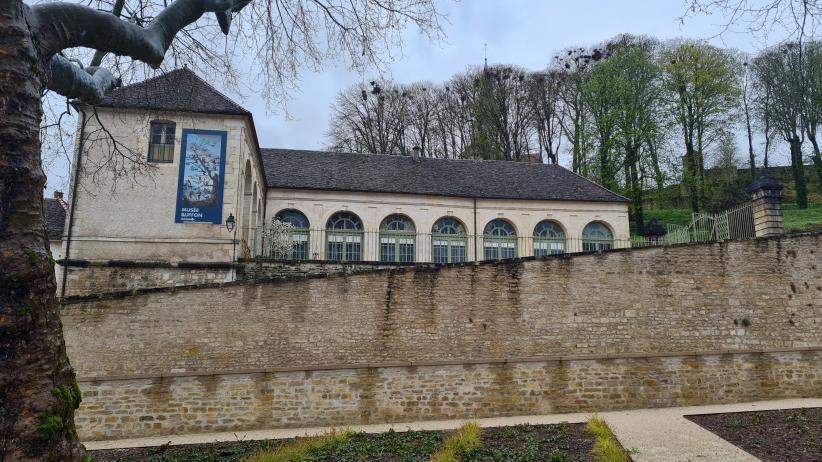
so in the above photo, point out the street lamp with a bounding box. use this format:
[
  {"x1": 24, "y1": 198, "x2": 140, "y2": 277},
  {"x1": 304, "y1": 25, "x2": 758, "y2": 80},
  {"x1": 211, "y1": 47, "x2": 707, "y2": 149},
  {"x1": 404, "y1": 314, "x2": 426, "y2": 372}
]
[{"x1": 225, "y1": 214, "x2": 237, "y2": 272}]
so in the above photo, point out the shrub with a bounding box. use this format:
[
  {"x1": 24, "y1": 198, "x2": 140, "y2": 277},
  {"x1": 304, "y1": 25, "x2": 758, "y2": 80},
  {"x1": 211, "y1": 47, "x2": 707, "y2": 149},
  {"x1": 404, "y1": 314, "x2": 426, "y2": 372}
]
[
  {"x1": 585, "y1": 416, "x2": 631, "y2": 462},
  {"x1": 242, "y1": 430, "x2": 351, "y2": 462},
  {"x1": 430, "y1": 422, "x2": 482, "y2": 462}
]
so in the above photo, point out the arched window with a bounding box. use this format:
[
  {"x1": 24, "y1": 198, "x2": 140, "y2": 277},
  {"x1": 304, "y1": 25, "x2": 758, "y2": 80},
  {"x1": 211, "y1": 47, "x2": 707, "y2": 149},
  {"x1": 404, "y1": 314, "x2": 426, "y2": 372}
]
[
  {"x1": 582, "y1": 222, "x2": 614, "y2": 251},
  {"x1": 533, "y1": 220, "x2": 566, "y2": 256},
  {"x1": 483, "y1": 219, "x2": 517, "y2": 260},
  {"x1": 275, "y1": 209, "x2": 310, "y2": 260},
  {"x1": 379, "y1": 215, "x2": 416, "y2": 263},
  {"x1": 432, "y1": 218, "x2": 467, "y2": 264},
  {"x1": 326, "y1": 212, "x2": 363, "y2": 261}
]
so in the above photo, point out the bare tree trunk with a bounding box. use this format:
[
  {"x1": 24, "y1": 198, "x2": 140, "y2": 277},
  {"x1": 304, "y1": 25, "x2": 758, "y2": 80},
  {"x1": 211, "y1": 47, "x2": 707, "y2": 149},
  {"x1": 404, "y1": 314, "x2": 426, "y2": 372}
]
[
  {"x1": 744, "y1": 100, "x2": 756, "y2": 180},
  {"x1": 790, "y1": 136, "x2": 809, "y2": 209},
  {"x1": 0, "y1": 2, "x2": 85, "y2": 461},
  {"x1": 683, "y1": 140, "x2": 700, "y2": 214},
  {"x1": 807, "y1": 131, "x2": 822, "y2": 186}
]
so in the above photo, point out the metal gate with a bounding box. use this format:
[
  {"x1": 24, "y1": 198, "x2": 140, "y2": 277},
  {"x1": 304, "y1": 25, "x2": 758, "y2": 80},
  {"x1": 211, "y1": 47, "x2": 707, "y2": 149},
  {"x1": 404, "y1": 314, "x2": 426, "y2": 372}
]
[{"x1": 666, "y1": 202, "x2": 755, "y2": 244}]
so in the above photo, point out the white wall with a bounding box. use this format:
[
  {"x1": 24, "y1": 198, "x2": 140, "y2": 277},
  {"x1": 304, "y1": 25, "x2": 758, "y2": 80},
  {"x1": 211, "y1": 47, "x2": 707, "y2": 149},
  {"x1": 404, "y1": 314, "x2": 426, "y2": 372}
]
[
  {"x1": 66, "y1": 108, "x2": 264, "y2": 263},
  {"x1": 264, "y1": 188, "x2": 630, "y2": 261}
]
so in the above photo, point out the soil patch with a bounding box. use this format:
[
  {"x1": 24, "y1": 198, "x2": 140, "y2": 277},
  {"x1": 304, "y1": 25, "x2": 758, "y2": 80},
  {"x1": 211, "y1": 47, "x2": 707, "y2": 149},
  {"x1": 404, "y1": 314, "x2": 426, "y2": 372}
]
[
  {"x1": 90, "y1": 422, "x2": 596, "y2": 461},
  {"x1": 685, "y1": 407, "x2": 822, "y2": 462}
]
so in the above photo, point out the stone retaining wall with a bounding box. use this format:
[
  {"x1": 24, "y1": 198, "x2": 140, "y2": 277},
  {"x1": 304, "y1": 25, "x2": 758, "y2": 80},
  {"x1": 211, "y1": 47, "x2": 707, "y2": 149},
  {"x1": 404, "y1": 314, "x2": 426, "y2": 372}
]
[
  {"x1": 62, "y1": 233, "x2": 822, "y2": 440},
  {"x1": 62, "y1": 233, "x2": 822, "y2": 378},
  {"x1": 75, "y1": 348, "x2": 822, "y2": 440}
]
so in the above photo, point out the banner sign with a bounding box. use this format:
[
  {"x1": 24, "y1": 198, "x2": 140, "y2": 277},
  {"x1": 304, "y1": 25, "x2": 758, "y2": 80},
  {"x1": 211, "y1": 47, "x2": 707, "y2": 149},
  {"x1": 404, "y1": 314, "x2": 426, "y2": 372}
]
[{"x1": 175, "y1": 129, "x2": 228, "y2": 224}]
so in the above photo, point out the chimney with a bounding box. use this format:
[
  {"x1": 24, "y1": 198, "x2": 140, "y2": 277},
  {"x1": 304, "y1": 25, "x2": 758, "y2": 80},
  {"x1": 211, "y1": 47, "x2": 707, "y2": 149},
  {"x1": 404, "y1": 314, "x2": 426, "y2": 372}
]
[
  {"x1": 412, "y1": 145, "x2": 421, "y2": 161},
  {"x1": 53, "y1": 191, "x2": 68, "y2": 210}
]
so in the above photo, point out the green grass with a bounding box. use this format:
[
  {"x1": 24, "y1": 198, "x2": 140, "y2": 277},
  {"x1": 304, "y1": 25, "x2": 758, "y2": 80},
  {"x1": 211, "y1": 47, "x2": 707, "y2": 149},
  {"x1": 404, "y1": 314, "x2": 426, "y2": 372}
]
[
  {"x1": 585, "y1": 417, "x2": 631, "y2": 462},
  {"x1": 782, "y1": 202, "x2": 822, "y2": 232},
  {"x1": 643, "y1": 202, "x2": 822, "y2": 234},
  {"x1": 242, "y1": 430, "x2": 351, "y2": 462},
  {"x1": 430, "y1": 423, "x2": 482, "y2": 462}
]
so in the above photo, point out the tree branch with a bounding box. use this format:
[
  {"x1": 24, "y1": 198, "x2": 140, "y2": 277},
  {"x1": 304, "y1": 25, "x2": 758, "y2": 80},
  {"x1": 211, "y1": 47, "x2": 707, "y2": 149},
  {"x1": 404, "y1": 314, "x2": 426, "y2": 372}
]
[
  {"x1": 47, "y1": 55, "x2": 121, "y2": 103},
  {"x1": 30, "y1": 0, "x2": 250, "y2": 67},
  {"x1": 89, "y1": 0, "x2": 127, "y2": 67}
]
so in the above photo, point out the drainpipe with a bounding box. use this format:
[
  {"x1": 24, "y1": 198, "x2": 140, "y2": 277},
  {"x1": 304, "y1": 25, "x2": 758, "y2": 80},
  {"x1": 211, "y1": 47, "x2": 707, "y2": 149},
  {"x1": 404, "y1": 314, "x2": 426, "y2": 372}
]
[
  {"x1": 60, "y1": 108, "x2": 86, "y2": 298},
  {"x1": 473, "y1": 197, "x2": 478, "y2": 262}
]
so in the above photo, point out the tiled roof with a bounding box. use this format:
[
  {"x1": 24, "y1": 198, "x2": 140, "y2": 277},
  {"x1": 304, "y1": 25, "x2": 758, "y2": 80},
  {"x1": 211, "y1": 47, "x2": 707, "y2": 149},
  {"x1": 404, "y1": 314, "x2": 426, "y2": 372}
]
[
  {"x1": 94, "y1": 68, "x2": 250, "y2": 115},
  {"x1": 261, "y1": 149, "x2": 629, "y2": 203},
  {"x1": 44, "y1": 198, "x2": 66, "y2": 240}
]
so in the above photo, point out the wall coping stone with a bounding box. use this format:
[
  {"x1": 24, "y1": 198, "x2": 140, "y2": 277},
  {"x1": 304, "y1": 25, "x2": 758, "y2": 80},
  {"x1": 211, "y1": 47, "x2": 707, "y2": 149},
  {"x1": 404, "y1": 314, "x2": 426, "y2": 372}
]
[
  {"x1": 57, "y1": 258, "x2": 231, "y2": 269},
  {"x1": 76, "y1": 346, "x2": 822, "y2": 383},
  {"x1": 61, "y1": 231, "x2": 822, "y2": 305}
]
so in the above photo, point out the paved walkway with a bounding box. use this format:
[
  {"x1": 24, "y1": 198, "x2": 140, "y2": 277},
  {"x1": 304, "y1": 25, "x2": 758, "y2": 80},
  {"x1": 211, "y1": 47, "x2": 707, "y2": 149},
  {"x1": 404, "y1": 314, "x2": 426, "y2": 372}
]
[{"x1": 85, "y1": 398, "x2": 822, "y2": 461}]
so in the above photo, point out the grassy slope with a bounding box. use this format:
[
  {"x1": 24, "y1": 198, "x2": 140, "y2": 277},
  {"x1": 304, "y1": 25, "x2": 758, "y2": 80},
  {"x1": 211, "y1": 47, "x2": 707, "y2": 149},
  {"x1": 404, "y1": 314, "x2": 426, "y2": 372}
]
[
  {"x1": 643, "y1": 202, "x2": 822, "y2": 233},
  {"x1": 642, "y1": 165, "x2": 822, "y2": 233}
]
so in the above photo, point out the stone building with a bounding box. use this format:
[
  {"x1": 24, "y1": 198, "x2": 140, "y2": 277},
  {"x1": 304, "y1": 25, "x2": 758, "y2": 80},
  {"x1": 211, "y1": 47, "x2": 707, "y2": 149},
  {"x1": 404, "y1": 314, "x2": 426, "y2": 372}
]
[{"x1": 51, "y1": 68, "x2": 629, "y2": 295}]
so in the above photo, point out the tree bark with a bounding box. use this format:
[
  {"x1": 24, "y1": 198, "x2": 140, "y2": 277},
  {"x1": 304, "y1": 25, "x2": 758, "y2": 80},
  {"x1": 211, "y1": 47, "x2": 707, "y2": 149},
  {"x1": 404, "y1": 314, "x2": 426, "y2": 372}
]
[
  {"x1": 0, "y1": 1, "x2": 85, "y2": 461},
  {"x1": 790, "y1": 136, "x2": 808, "y2": 209},
  {"x1": 807, "y1": 131, "x2": 822, "y2": 186}
]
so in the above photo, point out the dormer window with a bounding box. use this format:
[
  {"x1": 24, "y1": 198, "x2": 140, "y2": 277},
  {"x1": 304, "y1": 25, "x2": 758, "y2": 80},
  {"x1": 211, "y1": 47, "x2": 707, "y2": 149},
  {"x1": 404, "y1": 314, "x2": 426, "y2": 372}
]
[{"x1": 148, "y1": 121, "x2": 176, "y2": 163}]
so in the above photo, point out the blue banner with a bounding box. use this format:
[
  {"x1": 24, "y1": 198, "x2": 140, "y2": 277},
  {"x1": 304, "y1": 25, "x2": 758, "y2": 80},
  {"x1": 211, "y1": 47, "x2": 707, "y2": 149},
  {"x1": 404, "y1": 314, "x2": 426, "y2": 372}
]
[{"x1": 175, "y1": 129, "x2": 228, "y2": 224}]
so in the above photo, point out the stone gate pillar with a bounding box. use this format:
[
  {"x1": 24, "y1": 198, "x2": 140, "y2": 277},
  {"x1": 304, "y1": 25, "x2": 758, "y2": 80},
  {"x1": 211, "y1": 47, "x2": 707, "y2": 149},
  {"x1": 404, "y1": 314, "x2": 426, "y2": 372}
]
[{"x1": 747, "y1": 169, "x2": 785, "y2": 238}]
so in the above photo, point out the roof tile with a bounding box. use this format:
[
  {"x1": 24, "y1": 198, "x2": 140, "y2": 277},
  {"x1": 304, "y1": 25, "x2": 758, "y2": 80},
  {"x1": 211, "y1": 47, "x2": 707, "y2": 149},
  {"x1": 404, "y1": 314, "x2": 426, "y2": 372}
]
[
  {"x1": 262, "y1": 149, "x2": 629, "y2": 203},
  {"x1": 94, "y1": 68, "x2": 249, "y2": 115},
  {"x1": 43, "y1": 198, "x2": 66, "y2": 240}
]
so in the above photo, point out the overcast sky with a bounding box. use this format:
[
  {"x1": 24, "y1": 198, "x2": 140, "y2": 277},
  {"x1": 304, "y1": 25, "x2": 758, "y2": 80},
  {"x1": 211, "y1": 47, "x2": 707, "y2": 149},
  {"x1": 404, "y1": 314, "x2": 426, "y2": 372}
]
[
  {"x1": 45, "y1": 0, "x2": 791, "y2": 194},
  {"x1": 250, "y1": 0, "x2": 774, "y2": 152}
]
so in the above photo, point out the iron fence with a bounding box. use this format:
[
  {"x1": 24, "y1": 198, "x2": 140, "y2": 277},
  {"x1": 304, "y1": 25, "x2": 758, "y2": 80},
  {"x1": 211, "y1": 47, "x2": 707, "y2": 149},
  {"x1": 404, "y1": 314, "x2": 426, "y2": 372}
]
[
  {"x1": 249, "y1": 228, "x2": 680, "y2": 263},
  {"x1": 247, "y1": 201, "x2": 757, "y2": 263}
]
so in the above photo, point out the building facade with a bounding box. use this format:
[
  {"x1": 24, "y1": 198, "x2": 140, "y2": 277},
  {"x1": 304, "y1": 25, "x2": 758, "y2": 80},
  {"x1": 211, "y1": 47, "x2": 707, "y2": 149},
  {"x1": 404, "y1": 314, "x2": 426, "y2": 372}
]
[{"x1": 52, "y1": 68, "x2": 630, "y2": 295}]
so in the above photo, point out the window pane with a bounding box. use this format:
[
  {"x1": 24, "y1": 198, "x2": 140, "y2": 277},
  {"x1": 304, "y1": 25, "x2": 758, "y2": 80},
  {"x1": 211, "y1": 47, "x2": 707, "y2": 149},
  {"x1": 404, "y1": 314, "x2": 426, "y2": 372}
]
[
  {"x1": 328, "y1": 240, "x2": 343, "y2": 260},
  {"x1": 380, "y1": 238, "x2": 396, "y2": 262},
  {"x1": 399, "y1": 240, "x2": 414, "y2": 263},
  {"x1": 148, "y1": 122, "x2": 175, "y2": 163},
  {"x1": 451, "y1": 243, "x2": 466, "y2": 263},
  {"x1": 276, "y1": 210, "x2": 310, "y2": 229},
  {"x1": 433, "y1": 242, "x2": 448, "y2": 263},
  {"x1": 535, "y1": 239, "x2": 565, "y2": 256},
  {"x1": 346, "y1": 241, "x2": 361, "y2": 261},
  {"x1": 292, "y1": 232, "x2": 309, "y2": 260}
]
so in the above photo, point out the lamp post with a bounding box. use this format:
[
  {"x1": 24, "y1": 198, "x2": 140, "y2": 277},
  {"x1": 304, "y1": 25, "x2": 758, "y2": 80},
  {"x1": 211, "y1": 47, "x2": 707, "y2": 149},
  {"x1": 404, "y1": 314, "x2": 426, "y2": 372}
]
[{"x1": 225, "y1": 213, "x2": 237, "y2": 266}]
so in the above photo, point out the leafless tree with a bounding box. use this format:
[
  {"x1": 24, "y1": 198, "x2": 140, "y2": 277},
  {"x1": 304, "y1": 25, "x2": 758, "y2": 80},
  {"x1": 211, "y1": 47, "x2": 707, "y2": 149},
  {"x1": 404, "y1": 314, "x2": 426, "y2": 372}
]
[
  {"x1": 552, "y1": 46, "x2": 603, "y2": 175},
  {"x1": 683, "y1": 0, "x2": 822, "y2": 42},
  {"x1": 0, "y1": 0, "x2": 444, "y2": 460},
  {"x1": 753, "y1": 42, "x2": 810, "y2": 208},
  {"x1": 529, "y1": 71, "x2": 564, "y2": 164},
  {"x1": 327, "y1": 80, "x2": 409, "y2": 154}
]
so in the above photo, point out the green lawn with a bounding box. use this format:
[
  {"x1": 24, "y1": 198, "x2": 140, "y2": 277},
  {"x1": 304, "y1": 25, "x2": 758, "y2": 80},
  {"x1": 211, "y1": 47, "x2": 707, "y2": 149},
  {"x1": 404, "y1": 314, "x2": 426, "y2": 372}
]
[
  {"x1": 782, "y1": 203, "x2": 822, "y2": 232},
  {"x1": 643, "y1": 202, "x2": 822, "y2": 234}
]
